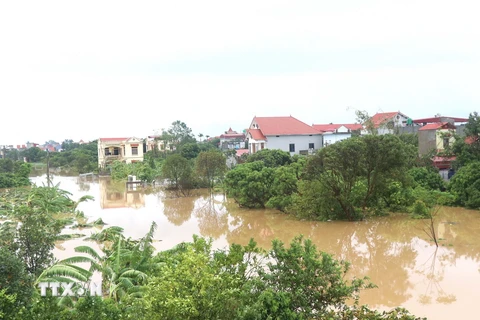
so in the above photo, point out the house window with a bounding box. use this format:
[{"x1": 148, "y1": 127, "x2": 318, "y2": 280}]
[
  {"x1": 104, "y1": 148, "x2": 111, "y2": 156},
  {"x1": 261, "y1": 143, "x2": 265, "y2": 149},
  {"x1": 443, "y1": 137, "x2": 450, "y2": 148},
  {"x1": 309, "y1": 143, "x2": 314, "y2": 149},
  {"x1": 132, "y1": 147, "x2": 138, "y2": 155},
  {"x1": 289, "y1": 144, "x2": 295, "y2": 152}
]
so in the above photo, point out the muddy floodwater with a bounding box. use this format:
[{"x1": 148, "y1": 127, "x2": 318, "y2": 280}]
[{"x1": 32, "y1": 175, "x2": 480, "y2": 319}]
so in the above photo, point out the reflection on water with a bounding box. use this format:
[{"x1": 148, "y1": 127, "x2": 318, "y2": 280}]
[
  {"x1": 28, "y1": 175, "x2": 480, "y2": 320},
  {"x1": 99, "y1": 178, "x2": 145, "y2": 209}
]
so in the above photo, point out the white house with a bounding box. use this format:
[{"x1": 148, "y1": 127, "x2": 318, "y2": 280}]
[
  {"x1": 312, "y1": 123, "x2": 363, "y2": 146},
  {"x1": 366, "y1": 111, "x2": 412, "y2": 135},
  {"x1": 247, "y1": 116, "x2": 323, "y2": 155}
]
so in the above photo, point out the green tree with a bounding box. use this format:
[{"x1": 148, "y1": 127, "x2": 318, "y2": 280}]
[
  {"x1": 0, "y1": 159, "x2": 31, "y2": 188},
  {"x1": 225, "y1": 161, "x2": 275, "y2": 208},
  {"x1": 196, "y1": 150, "x2": 227, "y2": 189},
  {"x1": 20, "y1": 146, "x2": 45, "y2": 163},
  {"x1": 408, "y1": 167, "x2": 444, "y2": 190},
  {"x1": 246, "y1": 149, "x2": 292, "y2": 167},
  {"x1": 300, "y1": 135, "x2": 414, "y2": 220},
  {"x1": 0, "y1": 247, "x2": 34, "y2": 316},
  {"x1": 448, "y1": 161, "x2": 480, "y2": 208},
  {"x1": 452, "y1": 112, "x2": 480, "y2": 167},
  {"x1": 165, "y1": 120, "x2": 196, "y2": 151},
  {"x1": 180, "y1": 142, "x2": 201, "y2": 160},
  {"x1": 162, "y1": 154, "x2": 193, "y2": 189}
]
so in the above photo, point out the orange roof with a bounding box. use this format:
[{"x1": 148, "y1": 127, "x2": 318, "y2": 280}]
[
  {"x1": 419, "y1": 122, "x2": 455, "y2": 131},
  {"x1": 252, "y1": 116, "x2": 320, "y2": 136},
  {"x1": 99, "y1": 138, "x2": 129, "y2": 142},
  {"x1": 312, "y1": 123, "x2": 363, "y2": 133},
  {"x1": 236, "y1": 149, "x2": 249, "y2": 157},
  {"x1": 248, "y1": 129, "x2": 266, "y2": 140},
  {"x1": 370, "y1": 112, "x2": 399, "y2": 127}
]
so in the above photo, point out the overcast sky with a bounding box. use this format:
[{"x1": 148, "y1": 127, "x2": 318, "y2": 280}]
[{"x1": 1, "y1": 0, "x2": 479, "y2": 145}]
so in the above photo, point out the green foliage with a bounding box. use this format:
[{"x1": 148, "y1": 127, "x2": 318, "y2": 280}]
[
  {"x1": 225, "y1": 161, "x2": 275, "y2": 208},
  {"x1": 49, "y1": 141, "x2": 98, "y2": 174},
  {"x1": 299, "y1": 135, "x2": 414, "y2": 220},
  {"x1": 196, "y1": 150, "x2": 227, "y2": 189},
  {"x1": 410, "y1": 187, "x2": 455, "y2": 208},
  {"x1": 410, "y1": 200, "x2": 430, "y2": 218},
  {"x1": 0, "y1": 248, "x2": 34, "y2": 315},
  {"x1": 180, "y1": 142, "x2": 201, "y2": 160},
  {"x1": 408, "y1": 167, "x2": 444, "y2": 190},
  {"x1": 265, "y1": 165, "x2": 298, "y2": 211},
  {"x1": 448, "y1": 161, "x2": 480, "y2": 208},
  {"x1": 162, "y1": 154, "x2": 194, "y2": 189},
  {"x1": 246, "y1": 149, "x2": 292, "y2": 167},
  {"x1": 397, "y1": 133, "x2": 419, "y2": 148},
  {"x1": 20, "y1": 146, "x2": 45, "y2": 163},
  {"x1": 0, "y1": 159, "x2": 31, "y2": 188},
  {"x1": 109, "y1": 160, "x2": 158, "y2": 182},
  {"x1": 452, "y1": 112, "x2": 480, "y2": 167},
  {"x1": 290, "y1": 179, "x2": 342, "y2": 221}
]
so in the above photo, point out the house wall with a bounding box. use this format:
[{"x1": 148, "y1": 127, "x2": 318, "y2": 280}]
[
  {"x1": 323, "y1": 133, "x2": 351, "y2": 146},
  {"x1": 265, "y1": 135, "x2": 323, "y2": 155},
  {"x1": 435, "y1": 129, "x2": 455, "y2": 151},
  {"x1": 248, "y1": 138, "x2": 266, "y2": 154},
  {"x1": 418, "y1": 130, "x2": 437, "y2": 155},
  {"x1": 124, "y1": 140, "x2": 144, "y2": 164}
]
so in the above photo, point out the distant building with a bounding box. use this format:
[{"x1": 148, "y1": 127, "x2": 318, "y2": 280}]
[
  {"x1": 312, "y1": 123, "x2": 362, "y2": 146},
  {"x1": 367, "y1": 111, "x2": 412, "y2": 135},
  {"x1": 247, "y1": 116, "x2": 322, "y2": 155},
  {"x1": 219, "y1": 128, "x2": 246, "y2": 150},
  {"x1": 98, "y1": 137, "x2": 144, "y2": 168},
  {"x1": 418, "y1": 122, "x2": 456, "y2": 154}
]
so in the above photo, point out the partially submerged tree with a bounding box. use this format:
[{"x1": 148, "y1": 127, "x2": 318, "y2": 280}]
[{"x1": 196, "y1": 150, "x2": 227, "y2": 189}]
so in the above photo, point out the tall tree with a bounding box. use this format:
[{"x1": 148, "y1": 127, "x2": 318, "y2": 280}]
[
  {"x1": 196, "y1": 150, "x2": 227, "y2": 189},
  {"x1": 162, "y1": 154, "x2": 193, "y2": 189}
]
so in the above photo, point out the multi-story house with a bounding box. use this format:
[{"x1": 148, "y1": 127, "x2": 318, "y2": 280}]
[
  {"x1": 97, "y1": 137, "x2": 144, "y2": 168},
  {"x1": 219, "y1": 128, "x2": 246, "y2": 150}
]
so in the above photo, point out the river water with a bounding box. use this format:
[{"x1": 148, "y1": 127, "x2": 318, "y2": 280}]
[{"x1": 32, "y1": 175, "x2": 480, "y2": 319}]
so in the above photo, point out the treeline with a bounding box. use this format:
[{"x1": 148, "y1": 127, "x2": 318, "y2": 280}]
[
  {"x1": 0, "y1": 158, "x2": 31, "y2": 188},
  {"x1": 225, "y1": 111, "x2": 480, "y2": 220},
  {"x1": 0, "y1": 185, "x2": 423, "y2": 319},
  {"x1": 1, "y1": 140, "x2": 99, "y2": 176}
]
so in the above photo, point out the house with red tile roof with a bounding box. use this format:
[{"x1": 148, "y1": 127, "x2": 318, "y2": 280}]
[
  {"x1": 246, "y1": 116, "x2": 322, "y2": 155},
  {"x1": 312, "y1": 123, "x2": 362, "y2": 146},
  {"x1": 367, "y1": 111, "x2": 412, "y2": 135},
  {"x1": 418, "y1": 122, "x2": 456, "y2": 157},
  {"x1": 219, "y1": 128, "x2": 246, "y2": 150},
  {"x1": 98, "y1": 137, "x2": 144, "y2": 167}
]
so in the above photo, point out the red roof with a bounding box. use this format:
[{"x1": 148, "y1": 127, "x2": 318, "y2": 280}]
[
  {"x1": 251, "y1": 116, "x2": 320, "y2": 136},
  {"x1": 99, "y1": 138, "x2": 128, "y2": 142},
  {"x1": 413, "y1": 116, "x2": 468, "y2": 124},
  {"x1": 312, "y1": 123, "x2": 363, "y2": 133},
  {"x1": 236, "y1": 149, "x2": 249, "y2": 157},
  {"x1": 248, "y1": 129, "x2": 266, "y2": 140},
  {"x1": 432, "y1": 156, "x2": 456, "y2": 169},
  {"x1": 370, "y1": 112, "x2": 399, "y2": 127},
  {"x1": 220, "y1": 128, "x2": 245, "y2": 139},
  {"x1": 418, "y1": 122, "x2": 455, "y2": 131}
]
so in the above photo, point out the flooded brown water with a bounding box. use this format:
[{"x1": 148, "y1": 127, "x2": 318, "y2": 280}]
[{"x1": 33, "y1": 175, "x2": 480, "y2": 320}]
